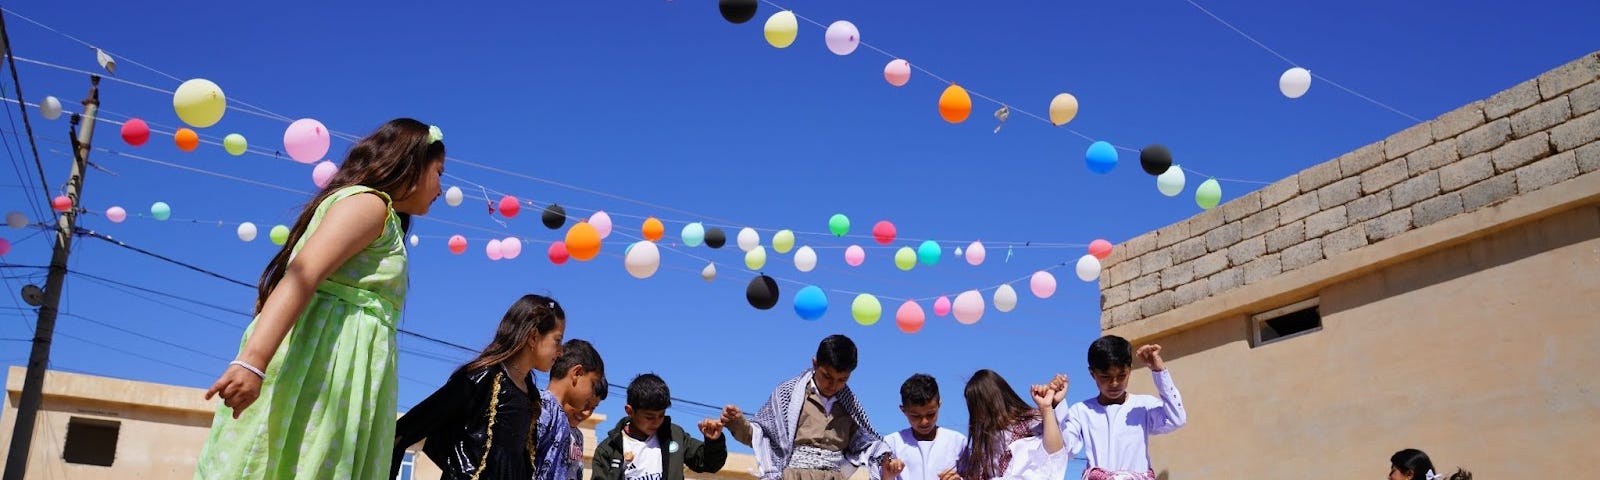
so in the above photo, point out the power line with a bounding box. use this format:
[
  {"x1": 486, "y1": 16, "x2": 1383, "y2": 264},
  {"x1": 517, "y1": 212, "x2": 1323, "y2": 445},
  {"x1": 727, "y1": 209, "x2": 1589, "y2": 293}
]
[{"x1": 0, "y1": 13, "x2": 52, "y2": 214}]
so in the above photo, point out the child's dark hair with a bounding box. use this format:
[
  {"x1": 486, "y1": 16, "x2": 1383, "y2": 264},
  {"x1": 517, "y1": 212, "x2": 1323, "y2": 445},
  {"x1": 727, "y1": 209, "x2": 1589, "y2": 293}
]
[
  {"x1": 551, "y1": 339, "x2": 604, "y2": 380},
  {"x1": 627, "y1": 373, "x2": 672, "y2": 411},
  {"x1": 900, "y1": 373, "x2": 940, "y2": 407},
  {"x1": 593, "y1": 372, "x2": 609, "y2": 401},
  {"x1": 1390, "y1": 449, "x2": 1472, "y2": 480},
  {"x1": 462, "y1": 294, "x2": 565, "y2": 374},
  {"x1": 1087, "y1": 335, "x2": 1133, "y2": 371},
  {"x1": 957, "y1": 369, "x2": 1038, "y2": 480},
  {"x1": 815, "y1": 334, "x2": 858, "y2": 372}
]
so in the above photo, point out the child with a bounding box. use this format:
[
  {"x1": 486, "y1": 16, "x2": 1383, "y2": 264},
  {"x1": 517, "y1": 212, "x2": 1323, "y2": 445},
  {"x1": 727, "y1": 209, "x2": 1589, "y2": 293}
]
[
  {"x1": 196, "y1": 118, "x2": 445, "y2": 479},
  {"x1": 537, "y1": 339, "x2": 608, "y2": 480},
  {"x1": 568, "y1": 379, "x2": 609, "y2": 480},
  {"x1": 592, "y1": 373, "x2": 729, "y2": 480},
  {"x1": 390, "y1": 294, "x2": 566, "y2": 479},
  {"x1": 883, "y1": 374, "x2": 966, "y2": 480},
  {"x1": 722, "y1": 334, "x2": 903, "y2": 480},
  {"x1": 1388, "y1": 449, "x2": 1472, "y2": 480},
  {"x1": 1054, "y1": 335, "x2": 1186, "y2": 480},
  {"x1": 951, "y1": 369, "x2": 1068, "y2": 480}
]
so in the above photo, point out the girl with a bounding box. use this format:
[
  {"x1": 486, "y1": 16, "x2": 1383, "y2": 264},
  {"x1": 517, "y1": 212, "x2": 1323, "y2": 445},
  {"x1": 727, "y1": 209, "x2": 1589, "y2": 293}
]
[
  {"x1": 196, "y1": 118, "x2": 446, "y2": 479},
  {"x1": 1388, "y1": 449, "x2": 1472, "y2": 480},
  {"x1": 948, "y1": 370, "x2": 1068, "y2": 480},
  {"x1": 391, "y1": 294, "x2": 568, "y2": 480}
]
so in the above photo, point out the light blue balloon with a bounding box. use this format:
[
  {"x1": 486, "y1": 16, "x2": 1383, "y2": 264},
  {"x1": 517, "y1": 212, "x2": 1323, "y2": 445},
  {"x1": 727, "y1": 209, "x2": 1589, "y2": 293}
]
[
  {"x1": 150, "y1": 201, "x2": 171, "y2": 221},
  {"x1": 681, "y1": 222, "x2": 706, "y2": 247},
  {"x1": 917, "y1": 240, "x2": 941, "y2": 265},
  {"x1": 794, "y1": 286, "x2": 828, "y2": 321},
  {"x1": 1085, "y1": 141, "x2": 1118, "y2": 174}
]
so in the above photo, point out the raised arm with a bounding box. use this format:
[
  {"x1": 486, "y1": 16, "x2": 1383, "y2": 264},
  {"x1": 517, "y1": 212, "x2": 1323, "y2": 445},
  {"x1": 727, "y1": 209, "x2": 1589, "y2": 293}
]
[{"x1": 1138, "y1": 345, "x2": 1187, "y2": 435}]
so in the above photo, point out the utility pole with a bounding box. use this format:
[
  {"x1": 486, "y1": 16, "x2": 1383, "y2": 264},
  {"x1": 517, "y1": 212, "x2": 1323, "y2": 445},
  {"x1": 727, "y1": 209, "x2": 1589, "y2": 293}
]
[{"x1": 2, "y1": 73, "x2": 99, "y2": 480}]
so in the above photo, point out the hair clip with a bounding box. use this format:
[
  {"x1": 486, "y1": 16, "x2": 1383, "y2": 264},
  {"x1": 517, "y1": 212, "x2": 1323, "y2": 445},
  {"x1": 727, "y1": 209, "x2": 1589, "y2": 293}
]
[
  {"x1": 1425, "y1": 470, "x2": 1440, "y2": 480},
  {"x1": 427, "y1": 125, "x2": 444, "y2": 144}
]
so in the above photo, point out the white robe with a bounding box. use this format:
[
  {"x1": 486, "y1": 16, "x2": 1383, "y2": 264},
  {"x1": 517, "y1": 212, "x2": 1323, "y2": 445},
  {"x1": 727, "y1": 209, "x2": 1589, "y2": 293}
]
[
  {"x1": 1056, "y1": 369, "x2": 1187, "y2": 475},
  {"x1": 882, "y1": 427, "x2": 966, "y2": 480}
]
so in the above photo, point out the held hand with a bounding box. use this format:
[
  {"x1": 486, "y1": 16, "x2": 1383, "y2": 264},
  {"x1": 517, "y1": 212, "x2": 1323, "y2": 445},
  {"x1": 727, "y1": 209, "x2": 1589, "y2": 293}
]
[
  {"x1": 880, "y1": 458, "x2": 905, "y2": 479},
  {"x1": 1137, "y1": 344, "x2": 1165, "y2": 371},
  {"x1": 1047, "y1": 374, "x2": 1069, "y2": 406},
  {"x1": 204, "y1": 365, "x2": 263, "y2": 419},
  {"x1": 699, "y1": 418, "x2": 725, "y2": 440},
  {"x1": 1030, "y1": 384, "x2": 1053, "y2": 409},
  {"x1": 937, "y1": 468, "x2": 962, "y2": 480},
  {"x1": 720, "y1": 405, "x2": 746, "y2": 427}
]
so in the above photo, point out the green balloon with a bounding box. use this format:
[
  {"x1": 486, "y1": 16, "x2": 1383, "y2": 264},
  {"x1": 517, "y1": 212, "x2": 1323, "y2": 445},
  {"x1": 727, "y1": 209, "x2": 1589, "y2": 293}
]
[
  {"x1": 894, "y1": 246, "x2": 916, "y2": 271},
  {"x1": 223, "y1": 133, "x2": 248, "y2": 156},
  {"x1": 916, "y1": 240, "x2": 941, "y2": 265},
  {"x1": 773, "y1": 229, "x2": 796, "y2": 254},
  {"x1": 270, "y1": 224, "x2": 291, "y2": 245},
  {"x1": 828, "y1": 214, "x2": 850, "y2": 237},
  {"x1": 851, "y1": 293, "x2": 882, "y2": 326},
  {"x1": 1196, "y1": 178, "x2": 1222, "y2": 210},
  {"x1": 149, "y1": 201, "x2": 171, "y2": 221}
]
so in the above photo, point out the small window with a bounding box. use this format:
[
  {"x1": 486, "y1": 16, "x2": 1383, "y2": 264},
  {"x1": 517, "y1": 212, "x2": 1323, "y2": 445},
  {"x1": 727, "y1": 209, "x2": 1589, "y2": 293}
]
[
  {"x1": 395, "y1": 451, "x2": 415, "y2": 480},
  {"x1": 62, "y1": 417, "x2": 119, "y2": 467},
  {"x1": 1251, "y1": 298, "x2": 1322, "y2": 347}
]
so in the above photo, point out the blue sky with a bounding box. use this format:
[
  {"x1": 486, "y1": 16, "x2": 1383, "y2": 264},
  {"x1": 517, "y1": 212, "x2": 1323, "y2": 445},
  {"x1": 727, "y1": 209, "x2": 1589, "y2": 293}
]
[{"x1": 1, "y1": 0, "x2": 1595, "y2": 472}]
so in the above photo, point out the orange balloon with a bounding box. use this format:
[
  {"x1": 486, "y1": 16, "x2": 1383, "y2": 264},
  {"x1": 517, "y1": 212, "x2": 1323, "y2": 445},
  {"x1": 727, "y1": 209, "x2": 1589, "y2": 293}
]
[
  {"x1": 938, "y1": 84, "x2": 972, "y2": 124},
  {"x1": 565, "y1": 221, "x2": 602, "y2": 261},
  {"x1": 175, "y1": 128, "x2": 200, "y2": 152},
  {"x1": 642, "y1": 217, "x2": 665, "y2": 242}
]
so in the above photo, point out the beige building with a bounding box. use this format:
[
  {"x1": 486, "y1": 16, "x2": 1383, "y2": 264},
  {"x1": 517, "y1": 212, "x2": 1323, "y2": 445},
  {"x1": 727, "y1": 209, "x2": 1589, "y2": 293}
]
[{"x1": 1097, "y1": 51, "x2": 1600, "y2": 478}]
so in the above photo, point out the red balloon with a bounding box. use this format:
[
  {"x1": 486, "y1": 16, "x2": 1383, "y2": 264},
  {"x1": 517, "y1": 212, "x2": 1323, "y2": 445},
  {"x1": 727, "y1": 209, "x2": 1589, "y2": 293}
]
[
  {"x1": 51, "y1": 195, "x2": 71, "y2": 212},
  {"x1": 499, "y1": 196, "x2": 521, "y2": 218},
  {"x1": 1089, "y1": 239, "x2": 1113, "y2": 260},
  {"x1": 121, "y1": 118, "x2": 150, "y2": 146},
  {"x1": 872, "y1": 220, "x2": 896, "y2": 245},
  {"x1": 447, "y1": 234, "x2": 467, "y2": 255},
  {"x1": 548, "y1": 241, "x2": 570, "y2": 265},
  {"x1": 0, "y1": 238, "x2": 10, "y2": 256}
]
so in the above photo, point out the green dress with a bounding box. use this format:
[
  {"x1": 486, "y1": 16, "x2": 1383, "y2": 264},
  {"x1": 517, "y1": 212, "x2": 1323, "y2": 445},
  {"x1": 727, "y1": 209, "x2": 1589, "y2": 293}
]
[{"x1": 195, "y1": 185, "x2": 409, "y2": 479}]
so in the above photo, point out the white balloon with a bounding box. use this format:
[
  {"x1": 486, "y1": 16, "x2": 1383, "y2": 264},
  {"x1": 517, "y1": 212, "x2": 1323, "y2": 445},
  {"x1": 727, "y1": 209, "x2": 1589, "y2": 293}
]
[
  {"x1": 445, "y1": 186, "x2": 463, "y2": 207},
  {"x1": 236, "y1": 222, "x2": 258, "y2": 242},
  {"x1": 625, "y1": 240, "x2": 661, "y2": 279},
  {"x1": 737, "y1": 227, "x2": 760, "y2": 252},
  {"x1": 1076, "y1": 254, "x2": 1102, "y2": 282},
  {"x1": 701, "y1": 262, "x2": 717, "y2": 282},
  {"x1": 486, "y1": 239, "x2": 504, "y2": 261},
  {"x1": 409, "y1": 234, "x2": 420, "y2": 247},
  {"x1": 994, "y1": 284, "x2": 1018, "y2": 313},
  {"x1": 1157, "y1": 164, "x2": 1187, "y2": 197},
  {"x1": 6, "y1": 211, "x2": 27, "y2": 229},
  {"x1": 954, "y1": 247, "x2": 964, "y2": 257},
  {"x1": 1279, "y1": 67, "x2": 1312, "y2": 99},
  {"x1": 794, "y1": 246, "x2": 818, "y2": 272},
  {"x1": 39, "y1": 96, "x2": 62, "y2": 121}
]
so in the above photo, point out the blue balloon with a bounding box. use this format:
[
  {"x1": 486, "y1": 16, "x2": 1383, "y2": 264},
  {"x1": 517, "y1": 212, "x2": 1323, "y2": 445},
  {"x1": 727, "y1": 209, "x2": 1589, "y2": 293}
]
[
  {"x1": 1085, "y1": 141, "x2": 1118, "y2": 174},
  {"x1": 681, "y1": 222, "x2": 706, "y2": 247},
  {"x1": 794, "y1": 286, "x2": 828, "y2": 321},
  {"x1": 917, "y1": 240, "x2": 941, "y2": 265}
]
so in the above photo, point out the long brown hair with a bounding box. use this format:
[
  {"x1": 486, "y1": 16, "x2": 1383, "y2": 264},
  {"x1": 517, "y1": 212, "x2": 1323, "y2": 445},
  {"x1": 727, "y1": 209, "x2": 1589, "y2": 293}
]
[
  {"x1": 462, "y1": 294, "x2": 566, "y2": 374},
  {"x1": 253, "y1": 118, "x2": 444, "y2": 314},
  {"x1": 958, "y1": 369, "x2": 1039, "y2": 480}
]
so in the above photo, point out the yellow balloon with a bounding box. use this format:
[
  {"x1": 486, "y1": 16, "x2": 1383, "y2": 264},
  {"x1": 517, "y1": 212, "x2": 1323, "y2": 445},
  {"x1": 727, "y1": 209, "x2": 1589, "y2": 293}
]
[
  {"x1": 1049, "y1": 93, "x2": 1079, "y2": 126},
  {"x1": 745, "y1": 246, "x2": 768, "y2": 270},
  {"x1": 773, "y1": 229, "x2": 795, "y2": 254},
  {"x1": 764, "y1": 11, "x2": 798, "y2": 48},
  {"x1": 173, "y1": 79, "x2": 227, "y2": 128},
  {"x1": 224, "y1": 133, "x2": 248, "y2": 156}
]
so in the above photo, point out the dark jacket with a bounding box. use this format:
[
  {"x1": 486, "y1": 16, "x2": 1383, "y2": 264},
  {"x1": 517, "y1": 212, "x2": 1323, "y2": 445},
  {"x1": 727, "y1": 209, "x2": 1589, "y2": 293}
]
[
  {"x1": 592, "y1": 415, "x2": 728, "y2": 480},
  {"x1": 392, "y1": 365, "x2": 542, "y2": 480}
]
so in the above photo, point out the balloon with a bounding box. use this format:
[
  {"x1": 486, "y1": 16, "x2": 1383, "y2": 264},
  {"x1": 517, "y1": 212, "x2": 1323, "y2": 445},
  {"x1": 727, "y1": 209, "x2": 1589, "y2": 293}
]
[
  {"x1": 174, "y1": 128, "x2": 199, "y2": 152},
  {"x1": 1140, "y1": 144, "x2": 1173, "y2": 176},
  {"x1": 773, "y1": 229, "x2": 795, "y2": 254},
  {"x1": 105, "y1": 207, "x2": 125, "y2": 223},
  {"x1": 1196, "y1": 178, "x2": 1222, "y2": 210},
  {"x1": 590, "y1": 211, "x2": 613, "y2": 239},
  {"x1": 764, "y1": 11, "x2": 799, "y2": 48},
  {"x1": 939, "y1": 84, "x2": 972, "y2": 123},
  {"x1": 895, "y1": 301, "x2": 925, "y2": 334},
  {"x1": 704, "y1": 227, "x2": 727, "y2": 249},
  {"x1": 828, "y1": 214, "x2": 850, "y2": 236},
  {"x1": 284, "y1": 118, "x2": 331, "y2": 164},
  {"x1": 548, "y1": 241, "x2": 570, "y2": 264},
  {"x1": 500, "y1": 237, "x2": 523, "y2": 259},
  {"x1": 884, "y1": 59, "x2": 911, "y2": 87},
  {"x1": 745, "y1": 246, "x2": 768, "y2": 270},
  {"x1": 625, "y1": 241, "x2": 661, "y2": 279},
  {"x1": 953, "y1": 290, "x2": 984, "y2": 325},
  {"x1": 737, "y1": 227, "x2": 760, "y2": 252},
  {"x1": 1089, "y1": 239, "x2": 1113, "y2": 260},
  {"x1": 150, "y1": 201, "x2": 171, "y2": 221},
  {"x1": 955, "y1": 247, "x2": 963, "y2": 256},
  {"x1": 223, "y1": 133, "x2": 248, "y2": 156},
  {"x1": 486, "y1": 239, "x2": 504, "y2": 261},
  {"x1": 894, "y1": 246, "x2": 916, "y2": 271},
  {"x1": 444, "y1": 186, "x2": 463, "y2": 207},
  {"x1": 934, "y1": 295, "x2": 951, "y2": 317},
  {"x1": 0, "y1": 238, "x2": 9, "y2": 256},
  {"x1": 448, "y1": 234, "x2": 467, "y2": 254},
  {"x1": 871, "y1": 221, "x2": 896, "y2": 245},
  {"x1": 409, "y1": 234, "x2": 419, "y2": 247},
  {"x1": 1048, "y1": 93, "x2": 1079, "y2": 126},
  {"x1": 237, "y1": 222, "x2": 257, "y2": 242},
  {"x1": 746, "y1": 275, "x2": 780, "y2": 310},
  {"x1": 642, "y1": 217, "x2": 665, "y2": 242},
  {"x1": 120, "y1": 118, "x2": 150, "y2": 146},
  {"x1": 851, "y1": 294, "x2": 882, "y2": 326},
  {"x1": 173, "y1": 78, "x2": 226, "y2": 128},
  {"x1": 994, "y1": 284, "x2": 1018, "y2": 313},
  {"x1": 5, "y1": 212, "x2": 25, "y2": 229},
  {"x1": 681, "y1": 222, "x2": 706, "y2": 247},
  {"x1": 312, "y1": 161, "x2": 338, "y2": 188},
  {"x1": 1280, "y1": 67, "x2": 1312, "y2": 99},
  {"x1": 824, "y1": 21, "x2": 860, "y2": 56},
  {"x1": 270, "y1": 225, "x2": 291, "y2": 246},
  {"x1": 498, "y1": 196, "x2": 521, "y2": 218},
  {"x1": 794, "y1": 246, "x2": 818, "y2": 272},
  {"x1": 965, "y1": 241, "x2": 986, "y2": 266},
  {"x1": 701, "y1": 262, "x2": 717, "y2": 282},
  {"x1": 719, "y1": 0, "x2": 757, "y2": 24},
  {"x1": 1157, "y1": 165, "x2": 1187, "y2": 197},
  {"x1": 39, "y1": 96, "x2": 63, "y2": 121},
  {"x1": 1085, "y1": 141, "x2": 1117, "y2": 174},
  {"x1": 566, "y1": 222, "x2": 602, "y2": 261},
  {"x1": 51, "y1": 195, "x2": 71, "y2": 212},
  {"x1": 794, "y1": 286, "x2": 828, "y2": 321},
  {"x1": 917, "y1": 240, "x2": 941, "y2": 265},
  {"x1": 1030, "y1": 271, "x2": 1057, "y2": 299},
  {"x1": 845, "y1": 245, "x2": 865, "y2": 267},
  {"x1": 1076, "y1": 254, "x2": 1101, "y2": 282}
]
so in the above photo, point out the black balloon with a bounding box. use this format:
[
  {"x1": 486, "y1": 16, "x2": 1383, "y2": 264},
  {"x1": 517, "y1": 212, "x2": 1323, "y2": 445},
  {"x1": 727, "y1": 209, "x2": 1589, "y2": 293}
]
[
  {"x1": 746, "y1": 274, "x2": 780, "y2": 310},
  {"x1": 719, "y1": 0, "x2": 758, "y2": 24},
  {"x1": 1140, "y1": 145, "x2": 1173, "y2": 176},
  {"x1": 705, "y1": 227, "x2": 727, "y2": 249},
  {"x1": 542, "y1": 204, "x2": 567, "y2": 230}
]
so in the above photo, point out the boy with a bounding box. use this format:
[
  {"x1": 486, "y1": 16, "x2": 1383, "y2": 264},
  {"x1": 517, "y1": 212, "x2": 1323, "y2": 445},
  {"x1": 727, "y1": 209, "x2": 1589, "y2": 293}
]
[
  {"x1": 537, "y1": 339, "x2": 608, "y2": 480},
  {"x1": 1051, "y1": 335, "x2": 1186, "y2": 480},
  {"x1": 722, "y1": 334, "x2": 903, "y2": 480},
  {"x1": 882, "y1": 374, "x2": 965, "y2": 480},
  {"x1": 568, "y1": 380, "x2": 609, "y2": 480},
  {"x1": 592, "y1": 373, "x2": 729, "y2": 480}
]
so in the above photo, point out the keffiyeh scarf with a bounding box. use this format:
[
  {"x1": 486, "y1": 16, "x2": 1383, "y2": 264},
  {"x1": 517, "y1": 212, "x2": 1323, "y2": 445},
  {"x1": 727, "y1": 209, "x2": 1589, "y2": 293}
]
[{"x1": 750, "y1": 369, "x2": 892, "y2": 480}]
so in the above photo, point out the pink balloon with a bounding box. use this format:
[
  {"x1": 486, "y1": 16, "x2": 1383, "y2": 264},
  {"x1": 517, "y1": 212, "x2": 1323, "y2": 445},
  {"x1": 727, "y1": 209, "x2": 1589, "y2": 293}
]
[
  {"x1": 590, "y1": 211, "x2": 613, "y2": 239},
  {"x1": 105, "y1": 206, "x2": 127, "y2": 223},
  {"x1": 0, "y1": 238, "x2": 10, "y2": 256},
  {"x1": 845, "y1": 245, "x2": 865, "y2": 267},
  {"x1": 933, "y1": 295, "x2": 951, "y2": 317},
  {"x1": 486, "y1": 239, "x2": 504, "y2": 260},
  {"x1": 283, "y1": 118, "x2": 331, "y2": 164},
  {"x1": 895, "y1": 300, "x2": 926, "y2": 334},
  {"x1": 1030, "y1": 271, "x2": 1057, "y2": 299},
  {"x1": 51, "y1": 195, "x2": 71, "y2": 212},
  {"x1": 448, "y1": 235, "x2": 467, "y2": 254},
  {"x1": 884, "y1": 59, "x2": 910, "y2": 87},
  {"x1": 953, "y1": 290, "x2": 984, "y2": 325},
  {"x1": 824, "y1": 21, "x2": 860, "y2": 55},
  {"x1": 312, "y1": 161, "x2": 338, "y2": 188},
  {"x1": 500, "y1": 236, "x2": 522, "y2": 259},
  {"x1": 548, "y1": 241, "x2": 570, "y2": 265},
  {"x1": 965, "y1": 241, "x2": 986, "y2": 266},
  {"x1": 1089, "y1": 239, "x2": 1113, "y2": 260}
]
